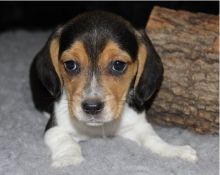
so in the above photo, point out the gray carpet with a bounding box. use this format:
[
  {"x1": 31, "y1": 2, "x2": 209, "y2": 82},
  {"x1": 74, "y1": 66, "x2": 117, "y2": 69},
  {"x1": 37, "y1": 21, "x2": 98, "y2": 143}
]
[{"x1": 0, "y1": 30, "x2": 218, "y2": 175}]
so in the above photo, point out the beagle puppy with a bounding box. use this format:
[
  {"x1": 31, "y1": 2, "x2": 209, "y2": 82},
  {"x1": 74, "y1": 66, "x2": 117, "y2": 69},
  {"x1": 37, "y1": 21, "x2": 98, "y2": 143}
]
[{"x1": 30, "y1": 11, "x2": 197, "y2": 167}]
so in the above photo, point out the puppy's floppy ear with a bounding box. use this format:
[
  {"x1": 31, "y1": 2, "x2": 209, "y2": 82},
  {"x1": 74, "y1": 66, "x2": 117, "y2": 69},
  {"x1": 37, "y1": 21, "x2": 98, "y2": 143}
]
[
  {"x1": 134, "y1": 30, "x2": 163, "y2": 107},
  {"x1": 34, "y1": 29, "x2": 62, "y2": 97}
]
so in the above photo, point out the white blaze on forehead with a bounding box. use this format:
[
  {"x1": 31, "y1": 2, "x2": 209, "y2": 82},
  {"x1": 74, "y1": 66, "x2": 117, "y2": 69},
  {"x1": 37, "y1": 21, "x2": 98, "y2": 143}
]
[{"x1": 86, "y1": 75, "x2": 102, "y2": 97}]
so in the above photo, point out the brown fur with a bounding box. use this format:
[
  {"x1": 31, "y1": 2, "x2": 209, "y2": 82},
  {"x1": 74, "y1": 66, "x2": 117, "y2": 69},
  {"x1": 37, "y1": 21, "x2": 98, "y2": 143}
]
[
  {"x1": 98, "y1": 41, "x2": 138, "y2": 119},
  {"x1": 50, "y1": 39, "x2": 62, "y2": 83},
  {"x1": 134, "y1": 44, "x2": 148, "y2": 88},
  {"x1": 59, "y1": 41, "x2": 90, "y2": 118}
]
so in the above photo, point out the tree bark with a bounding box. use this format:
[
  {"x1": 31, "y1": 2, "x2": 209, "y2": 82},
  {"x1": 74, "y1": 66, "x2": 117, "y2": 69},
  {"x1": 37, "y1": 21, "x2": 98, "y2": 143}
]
[{"x1": 146, "y1": 6, "x2": 219, "y2": 134}]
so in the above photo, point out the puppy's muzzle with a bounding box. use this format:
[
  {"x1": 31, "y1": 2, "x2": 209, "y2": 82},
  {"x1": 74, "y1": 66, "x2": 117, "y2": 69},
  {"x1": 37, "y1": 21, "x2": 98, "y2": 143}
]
[{"x1": 81, "y1": 99, "x2": 104, "y2": 115}]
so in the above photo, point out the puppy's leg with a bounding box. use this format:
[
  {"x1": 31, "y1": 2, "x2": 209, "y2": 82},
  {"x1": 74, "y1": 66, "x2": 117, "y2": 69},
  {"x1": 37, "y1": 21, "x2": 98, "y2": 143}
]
[
  {"x1": 119, "y1": 109, "x2": 197, "y2": 162},
  {"x1": 140, "y1": 121, "x2": 197, "y2": 162},
  {"x1": 44, "y1": 126, "x2": 84, "y2": 168}
]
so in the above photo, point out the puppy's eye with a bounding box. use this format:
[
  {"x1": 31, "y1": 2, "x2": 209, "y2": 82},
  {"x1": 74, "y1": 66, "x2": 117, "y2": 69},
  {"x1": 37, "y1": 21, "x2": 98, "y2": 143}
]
[
  {"x1": 64, "y1": 60, "x2": 80, "y2": 74},
  {"x1": 109, "y1": 60, "x2": 127, "y2": 75}
]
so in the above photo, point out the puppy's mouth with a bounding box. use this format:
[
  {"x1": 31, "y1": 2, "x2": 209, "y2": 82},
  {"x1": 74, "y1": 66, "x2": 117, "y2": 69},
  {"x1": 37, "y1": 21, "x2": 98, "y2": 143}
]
[
  {"x1": 79, "y1": 116, "x2": 112, "y2": 127},
  {"x1": 86, "y1": 121, "x2": 104, "y2": 126}
]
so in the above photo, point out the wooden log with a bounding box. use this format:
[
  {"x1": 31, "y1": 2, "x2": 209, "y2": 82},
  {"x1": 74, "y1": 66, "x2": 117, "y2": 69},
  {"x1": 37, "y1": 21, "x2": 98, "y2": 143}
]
[{"x1": 145, "y1": 6, "x2": 219, "y2": 134}]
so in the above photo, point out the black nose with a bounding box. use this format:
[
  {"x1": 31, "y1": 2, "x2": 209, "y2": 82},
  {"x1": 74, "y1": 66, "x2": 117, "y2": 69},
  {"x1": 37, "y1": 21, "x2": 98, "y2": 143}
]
[{"x1": 82, "y1": 99, "x2": 104, "y2": 115}]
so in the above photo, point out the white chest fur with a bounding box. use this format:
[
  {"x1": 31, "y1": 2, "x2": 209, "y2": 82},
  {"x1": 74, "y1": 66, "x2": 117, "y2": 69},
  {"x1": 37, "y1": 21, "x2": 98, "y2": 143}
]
[{"x1": 45, "y1": 92, "x2": 197, "y2": 168}]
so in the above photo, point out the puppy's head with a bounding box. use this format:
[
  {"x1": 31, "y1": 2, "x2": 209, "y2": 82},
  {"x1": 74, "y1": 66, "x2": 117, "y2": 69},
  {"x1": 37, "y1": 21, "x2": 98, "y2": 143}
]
[{"x1": 34, "y1": 11, "x2": 163, "y2": 126}]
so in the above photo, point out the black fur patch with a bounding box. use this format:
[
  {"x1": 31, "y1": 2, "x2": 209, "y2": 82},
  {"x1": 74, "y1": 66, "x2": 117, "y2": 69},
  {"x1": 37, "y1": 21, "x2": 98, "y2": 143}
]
[
  {"x1": 128, "y1": 30, "x2": 163, "y2": 112},
  {"x1": 59, "y1": 11, "x2": 138, "y2": 61},
  {"x1": 30, "y1": 31, "x2": 61, "y2": 131}
]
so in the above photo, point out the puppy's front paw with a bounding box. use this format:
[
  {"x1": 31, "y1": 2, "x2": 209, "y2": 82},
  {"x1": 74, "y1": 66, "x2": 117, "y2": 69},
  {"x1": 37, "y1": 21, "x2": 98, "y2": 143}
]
[
  {"x1": 176, "y1": 145, "x2": 198, "y2": 163},
  {"x1": 52, "y1": 155, "x2": 84, "y2": 168}
]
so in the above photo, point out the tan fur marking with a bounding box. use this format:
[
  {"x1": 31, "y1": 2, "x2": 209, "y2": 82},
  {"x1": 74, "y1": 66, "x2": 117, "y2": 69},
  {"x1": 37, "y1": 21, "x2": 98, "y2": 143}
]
[
  {"x1": 99, "y1": 41, "x2": 138, "y2": 119},
  {"x1": 60, "y1": 41, "x2": 89, "y2": 66},
  {"x1": 50, "y1": 39, "x2": 62, "y2": 82},
  {"x1": 59, "y1": 41, "x2": 90, "y2": 119},
  {"x1": 100, "y1": 41, "x2": 132, "y2": 64},
  {"x1": 134, "y1": 44, "x2": 148, "y2": 87}
]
